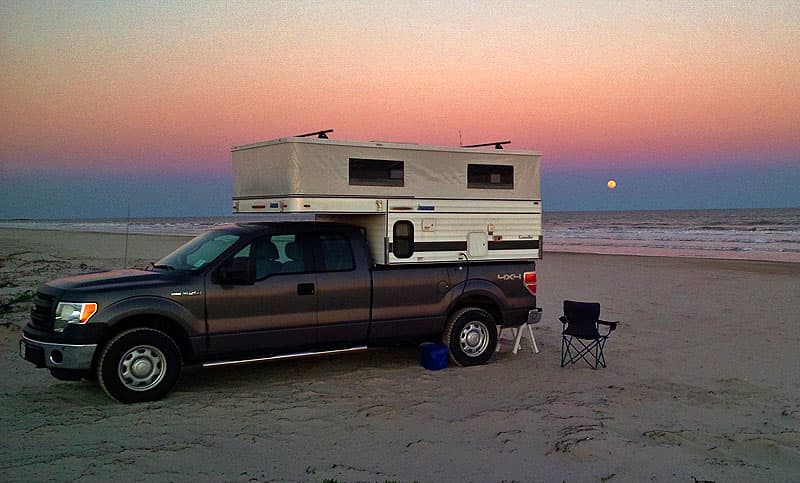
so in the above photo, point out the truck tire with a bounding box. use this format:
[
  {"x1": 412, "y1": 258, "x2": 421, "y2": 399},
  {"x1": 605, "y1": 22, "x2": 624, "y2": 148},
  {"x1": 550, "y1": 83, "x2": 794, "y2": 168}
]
[
  {"x1": 442, "y1": 307, "x2": 498, "y2": 367},
  {"x1": 97, "y1": 328, "x2": 181, "y2": 403}
]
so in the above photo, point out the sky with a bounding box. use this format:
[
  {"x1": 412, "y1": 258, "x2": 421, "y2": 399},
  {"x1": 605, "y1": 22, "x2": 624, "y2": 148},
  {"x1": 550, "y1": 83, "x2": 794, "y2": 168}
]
[{"x1": 1, "y1": 1, "x2": 799, "y2": 218}]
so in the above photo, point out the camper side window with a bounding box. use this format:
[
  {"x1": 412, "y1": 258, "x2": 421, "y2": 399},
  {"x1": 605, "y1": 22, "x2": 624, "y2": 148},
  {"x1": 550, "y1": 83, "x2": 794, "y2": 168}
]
[
  {"x1": 467, "y1": 164, "x2": 514, "y2": 189},
  {"x1": 393, "y1": 221, "x2": 414, "y2": 259},
  {"x1": 349, "y1": 158, "x2": 404, "y2": 187}
]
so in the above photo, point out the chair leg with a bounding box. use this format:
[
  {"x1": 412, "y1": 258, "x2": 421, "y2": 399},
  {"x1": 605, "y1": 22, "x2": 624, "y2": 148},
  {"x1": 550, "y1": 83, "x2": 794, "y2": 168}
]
[
  {"x1": 563, "y1": 336, "x2": 587, "y2": 367},
  {"x1": 562, "y1": 337, "x2": 605, "y2": 368},
  {"x1": 512, "y1": 326, "x2": 523, "y2": 355},
  {"x1": 594, "y1": 339, "x2": 600, "y2": 369},
  {"x1": 562, "y1": 334, "x2": 611, "y2": 369},
  {"x1": 575, "y1": 338, "x2": 598, "y2": 369},
  {"x1": 513, "y1": 323, "x2": 539, "y2": 355},
  {"x1": 597, "y1": 337, "x2": 608, "y2": 368},
  {"x1": 526, "y1": 323, "x2": 540, "y2": 354}
]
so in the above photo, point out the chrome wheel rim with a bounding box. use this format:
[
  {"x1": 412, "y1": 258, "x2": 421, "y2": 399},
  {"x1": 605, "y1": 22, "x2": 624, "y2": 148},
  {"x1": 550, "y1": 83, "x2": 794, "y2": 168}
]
[
  {"x1": 118, "y1": 345, "x2": 166, "y2": 391},
  {"x1": 459, "y1": 320, "x2": 490, "y2": 357}
]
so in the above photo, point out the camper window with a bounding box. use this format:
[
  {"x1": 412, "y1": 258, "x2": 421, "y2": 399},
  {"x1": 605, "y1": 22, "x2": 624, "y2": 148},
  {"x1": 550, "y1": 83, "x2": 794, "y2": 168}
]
[
  {"x1": 467, "y1": 164, "x2": 514, "y2": 189},
  {"x1": 349, "y1": 158, "x2": 404, "y2": 187},
  {"x1": 392, "y1": 221, "x2": 414, "y2": 259}
]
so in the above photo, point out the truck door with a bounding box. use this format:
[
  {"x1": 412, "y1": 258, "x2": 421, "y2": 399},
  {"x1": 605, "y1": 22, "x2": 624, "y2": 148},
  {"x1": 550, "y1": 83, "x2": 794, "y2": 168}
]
[
  {"x1": 204, "y1": 233, "x2": 317, "y2": 355},
  {"x1": 314, "y1": 232, "x2": 371, "y2": 346}
]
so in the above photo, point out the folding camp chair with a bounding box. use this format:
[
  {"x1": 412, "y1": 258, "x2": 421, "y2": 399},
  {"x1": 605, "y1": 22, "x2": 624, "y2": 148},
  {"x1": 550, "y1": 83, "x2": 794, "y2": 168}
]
[{"x1": 559, "y1": 300, "x2": 618, "y2": 369}]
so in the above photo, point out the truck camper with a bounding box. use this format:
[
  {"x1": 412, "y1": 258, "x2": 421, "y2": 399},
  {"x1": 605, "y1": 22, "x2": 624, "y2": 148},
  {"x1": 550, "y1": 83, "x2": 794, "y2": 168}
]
[
  {"x1": 232, "y1": 132, "x2": 542, "y2": 265},
  {"x1": 19, "y1": 130, "x2": 544, "y2": 403}
]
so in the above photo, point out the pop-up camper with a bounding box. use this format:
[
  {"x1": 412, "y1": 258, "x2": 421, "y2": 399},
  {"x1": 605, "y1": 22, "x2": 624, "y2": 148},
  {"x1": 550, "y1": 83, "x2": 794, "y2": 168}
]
[{"x1": 232, "y1": 133, "x2": 542, "y2": 265}]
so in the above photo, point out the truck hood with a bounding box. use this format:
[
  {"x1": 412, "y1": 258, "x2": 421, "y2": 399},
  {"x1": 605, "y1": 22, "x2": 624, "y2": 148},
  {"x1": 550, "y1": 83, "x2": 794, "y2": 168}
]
[{"x1": 44, "y1": 269, "x2": 186, "y2": 293}]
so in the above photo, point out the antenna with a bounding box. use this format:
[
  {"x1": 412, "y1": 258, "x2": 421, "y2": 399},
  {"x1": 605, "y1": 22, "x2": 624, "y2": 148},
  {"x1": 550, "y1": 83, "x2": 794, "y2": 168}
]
[
  {"x1": 458, "y1": 130, "x2": 463, "y2": 146},
  {"x1": 295, "y1": 129, "x2": 334, "y2": 139},
  {"x1": 123, "y1": 204, "x2": 130, "y2": 269},
  {"x1": 463, "y1": 140, "x2": 512, "y2": 150}
]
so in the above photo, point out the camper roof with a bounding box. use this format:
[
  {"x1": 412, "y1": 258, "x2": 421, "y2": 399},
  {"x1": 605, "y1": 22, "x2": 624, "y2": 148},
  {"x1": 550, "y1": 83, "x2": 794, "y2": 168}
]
[
  {"x1": 231, "y1": 135, "x2": 541, "y2": 204},
  {"x1": 232, "y1": 136, "x2": 542, "y2": 157}
]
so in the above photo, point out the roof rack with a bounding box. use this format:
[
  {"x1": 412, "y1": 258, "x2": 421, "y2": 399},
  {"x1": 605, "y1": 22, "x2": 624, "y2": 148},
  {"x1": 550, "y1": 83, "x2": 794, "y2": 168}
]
[
  {"x1": 296, "y1": 129, "x2": 334, "y2": 139},
  {"x1": 463, "y1": 140, "x2": 511, "y2": 150},
  {"x1": 463, "y1": 140, "x2": 512, "y2": 150}
]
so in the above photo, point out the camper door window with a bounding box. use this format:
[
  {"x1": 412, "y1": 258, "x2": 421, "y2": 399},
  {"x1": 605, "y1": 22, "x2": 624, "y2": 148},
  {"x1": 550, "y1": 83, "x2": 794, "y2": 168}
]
[
  {"x1": 392, "y1": 221, "x2": 414, "y2": 259},
  {"x1": 349, "y1": 158, "x2": 405, "y2": 187}
]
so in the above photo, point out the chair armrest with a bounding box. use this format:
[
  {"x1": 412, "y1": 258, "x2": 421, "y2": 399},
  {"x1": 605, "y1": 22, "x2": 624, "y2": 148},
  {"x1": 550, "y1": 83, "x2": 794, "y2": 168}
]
[
  {"x1": 559, "y1": 316, "x2": 569, "y2": 325},
  {"x1": 598, "y1": 319, "x2": 618, "y2": 331}
]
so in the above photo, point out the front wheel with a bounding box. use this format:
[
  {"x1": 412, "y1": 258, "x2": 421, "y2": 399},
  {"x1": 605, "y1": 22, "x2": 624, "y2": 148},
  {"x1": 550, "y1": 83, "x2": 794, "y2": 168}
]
[
  {"x1": 442, "y1": 307, "x2": 498, "y2": 366},
  {"x1": 97, "y1": 328, "x2": 181, "y2": 403}
]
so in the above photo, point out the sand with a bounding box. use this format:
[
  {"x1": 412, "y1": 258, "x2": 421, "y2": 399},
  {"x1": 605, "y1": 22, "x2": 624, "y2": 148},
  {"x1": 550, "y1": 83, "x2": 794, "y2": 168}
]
[{"x1": 1, "y1": 227, "x2": 798, "y2": 482}]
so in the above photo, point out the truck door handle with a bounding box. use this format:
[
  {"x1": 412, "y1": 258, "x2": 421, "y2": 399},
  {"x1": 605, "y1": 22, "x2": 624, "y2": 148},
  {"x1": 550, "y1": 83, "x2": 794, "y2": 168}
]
[{"x1": 297, "y1": 283, "x2": 315, "y2": 295}]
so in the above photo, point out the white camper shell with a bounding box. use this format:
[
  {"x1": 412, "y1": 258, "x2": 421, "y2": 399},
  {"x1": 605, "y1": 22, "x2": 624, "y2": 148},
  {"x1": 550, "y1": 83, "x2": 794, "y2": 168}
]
[{"x1": 232, "y1": 136, "x2": 542, "y2": 265}]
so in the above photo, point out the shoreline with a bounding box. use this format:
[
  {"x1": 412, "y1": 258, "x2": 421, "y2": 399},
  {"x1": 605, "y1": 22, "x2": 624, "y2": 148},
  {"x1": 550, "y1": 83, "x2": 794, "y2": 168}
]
[
  {"x1": 2, "y1": 225, "x2": 799, "y2": 266},
  {"x1": 0, "y1": 227, "x2": 189, "y2": 262},
  {"x1": 545, "y1": 245, "x2": 800, "y2": 264}
]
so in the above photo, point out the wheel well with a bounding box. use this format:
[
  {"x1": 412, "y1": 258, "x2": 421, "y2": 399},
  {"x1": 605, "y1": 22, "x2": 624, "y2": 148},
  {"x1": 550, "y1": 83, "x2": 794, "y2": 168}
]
[
  {"x1": 96, "y1": 315, "x2": 194, "y2": 367},
  {"x1": 452, "y1": 295, "x2": 502, "y2": 325}
]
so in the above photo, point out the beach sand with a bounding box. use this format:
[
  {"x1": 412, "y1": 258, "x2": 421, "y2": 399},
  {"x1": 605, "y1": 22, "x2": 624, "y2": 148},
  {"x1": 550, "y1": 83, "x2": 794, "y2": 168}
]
[{"x1": 1, "y1": 228, "x2": 798, "y2": 482}]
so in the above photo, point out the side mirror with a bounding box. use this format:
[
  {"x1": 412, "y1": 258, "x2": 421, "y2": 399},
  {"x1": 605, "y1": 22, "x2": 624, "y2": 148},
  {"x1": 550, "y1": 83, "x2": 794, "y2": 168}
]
[{"x1": 218, "y1": 257, "x2": 255, "y2": 285}]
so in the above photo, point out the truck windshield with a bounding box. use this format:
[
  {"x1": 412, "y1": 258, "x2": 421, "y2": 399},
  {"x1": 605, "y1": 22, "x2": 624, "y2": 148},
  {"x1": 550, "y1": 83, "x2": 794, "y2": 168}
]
[{"x1": 155, "y1": 231, "x2": 241, "y2": 271}]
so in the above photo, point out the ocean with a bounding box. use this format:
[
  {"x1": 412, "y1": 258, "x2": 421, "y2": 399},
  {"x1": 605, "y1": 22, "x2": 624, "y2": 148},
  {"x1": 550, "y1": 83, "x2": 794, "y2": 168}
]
[
  {"x1": 1, "y1": 208, "x2": 799, "y2": 263},
  {"x1": 544, "y1": 208, "x2": 800, "y2": 262}
]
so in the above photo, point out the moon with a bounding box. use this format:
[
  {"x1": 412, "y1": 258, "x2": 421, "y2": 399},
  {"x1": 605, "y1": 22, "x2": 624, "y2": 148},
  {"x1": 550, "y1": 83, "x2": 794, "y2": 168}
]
[{"x1": 607, "y1": 179, "x2": 617, "y2": 189}]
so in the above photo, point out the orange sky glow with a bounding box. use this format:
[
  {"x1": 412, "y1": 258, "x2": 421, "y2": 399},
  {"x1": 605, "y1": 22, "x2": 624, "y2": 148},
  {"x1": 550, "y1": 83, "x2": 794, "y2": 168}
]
[{"x1": 1, "y1": 1, "x2": 799, "y2": 177}]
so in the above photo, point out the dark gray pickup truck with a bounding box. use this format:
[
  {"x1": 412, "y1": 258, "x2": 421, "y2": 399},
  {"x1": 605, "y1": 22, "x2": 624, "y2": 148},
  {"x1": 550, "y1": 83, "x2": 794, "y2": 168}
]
[{"x1": 20, "y1": 222, "x2": 541, "y2": 403}]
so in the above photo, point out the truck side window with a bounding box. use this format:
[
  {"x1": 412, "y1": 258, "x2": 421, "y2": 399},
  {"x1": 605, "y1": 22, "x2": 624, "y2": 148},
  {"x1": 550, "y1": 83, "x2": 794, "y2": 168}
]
[
  {"x1": 319, "y1": 233, "x2": 355, "y2": 271},
  {"x1": 234, "y1": 237, "x2": 281, "y2": 280},
  {"x1": 232, "y1": 234, "x2": 311, "y2": 279},
  {"x1": 393, "y1": 221, "x2": 414, "y2": 259}
]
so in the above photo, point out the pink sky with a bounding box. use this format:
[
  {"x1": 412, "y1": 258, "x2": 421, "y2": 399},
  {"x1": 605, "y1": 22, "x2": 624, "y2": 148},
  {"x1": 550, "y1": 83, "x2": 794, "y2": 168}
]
[{"x1": 2, "y1": 1, "x2": 799, "y2": 176}]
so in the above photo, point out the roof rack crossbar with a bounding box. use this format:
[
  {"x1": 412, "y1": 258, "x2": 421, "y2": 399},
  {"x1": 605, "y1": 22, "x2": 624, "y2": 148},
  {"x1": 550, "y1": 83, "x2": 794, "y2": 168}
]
[
  {"x1": 463, "y1": 140, "x2": 511, "y2": 150},
  {"x1": 296, "y1": 129, "x2": 334, "y2": 139}
]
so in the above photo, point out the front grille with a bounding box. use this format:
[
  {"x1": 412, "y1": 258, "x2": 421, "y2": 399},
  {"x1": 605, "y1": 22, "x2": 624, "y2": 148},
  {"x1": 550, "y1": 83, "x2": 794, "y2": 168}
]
[{"x1": 30, "y1": 292, "x2": 55, "y2": 331}]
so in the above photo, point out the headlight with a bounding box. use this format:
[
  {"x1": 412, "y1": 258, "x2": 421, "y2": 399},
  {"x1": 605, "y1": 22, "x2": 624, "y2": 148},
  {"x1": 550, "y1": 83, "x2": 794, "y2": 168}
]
[{"x1": 53, "y1": 302, "x2": 98, "y2": 332}]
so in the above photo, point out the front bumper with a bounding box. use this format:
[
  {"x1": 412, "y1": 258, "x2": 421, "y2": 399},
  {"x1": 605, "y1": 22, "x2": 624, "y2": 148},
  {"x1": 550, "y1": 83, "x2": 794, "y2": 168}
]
[{"x1": 19, "y1": 335, "x2": 97, "y2": 370}]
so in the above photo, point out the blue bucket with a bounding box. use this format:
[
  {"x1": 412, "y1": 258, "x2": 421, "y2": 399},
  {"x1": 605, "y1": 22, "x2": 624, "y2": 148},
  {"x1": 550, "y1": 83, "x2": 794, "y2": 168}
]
[{"x1": 420, "y1": 342, "x2": 449, "y2": 370}]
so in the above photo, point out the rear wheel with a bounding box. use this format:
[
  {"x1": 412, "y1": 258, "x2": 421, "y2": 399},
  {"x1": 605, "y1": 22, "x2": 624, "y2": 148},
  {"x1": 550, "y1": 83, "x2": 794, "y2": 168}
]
[
  {"x1": 97, "y1": 328, "x2": 181, "y2": 403},
  {"x1": 442, "y1": 307, "x2": 498, "y2": 366}
]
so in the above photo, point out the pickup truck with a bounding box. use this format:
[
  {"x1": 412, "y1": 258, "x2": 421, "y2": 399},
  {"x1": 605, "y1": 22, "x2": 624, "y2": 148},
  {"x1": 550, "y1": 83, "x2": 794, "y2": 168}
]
[{"x1": 20, "y1": 222, "x2": 541, "y2": 403}]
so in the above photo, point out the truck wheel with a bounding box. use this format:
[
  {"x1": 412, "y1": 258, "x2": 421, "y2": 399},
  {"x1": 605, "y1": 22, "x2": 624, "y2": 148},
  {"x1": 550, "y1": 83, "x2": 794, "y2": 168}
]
[
  {"x1": 443, "y1": 307, "x2": 498, "y2": 366},
  {"x1": 97, "y1": 328, "x2": 181, "y2": 403}
]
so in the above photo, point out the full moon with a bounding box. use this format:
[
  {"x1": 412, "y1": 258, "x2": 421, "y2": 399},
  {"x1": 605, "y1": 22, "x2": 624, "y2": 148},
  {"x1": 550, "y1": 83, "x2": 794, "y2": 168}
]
[{"x1": 607, "y1": 179, "x2": 617, "y2": 189}]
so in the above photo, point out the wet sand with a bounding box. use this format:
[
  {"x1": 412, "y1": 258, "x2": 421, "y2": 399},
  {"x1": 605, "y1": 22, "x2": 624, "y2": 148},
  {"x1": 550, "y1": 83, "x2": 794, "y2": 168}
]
[{"x1": 1, "y1": 228, "x2": 799, "y2": 481}]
